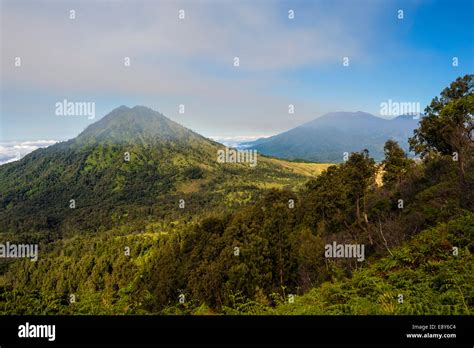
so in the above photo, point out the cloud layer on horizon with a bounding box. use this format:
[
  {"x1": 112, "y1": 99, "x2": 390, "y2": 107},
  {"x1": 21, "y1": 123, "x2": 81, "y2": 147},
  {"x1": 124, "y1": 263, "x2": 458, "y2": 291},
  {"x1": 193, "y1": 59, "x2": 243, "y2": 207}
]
[{"x1": 0, "y1": 140, "x2": 57, "y2": 165}]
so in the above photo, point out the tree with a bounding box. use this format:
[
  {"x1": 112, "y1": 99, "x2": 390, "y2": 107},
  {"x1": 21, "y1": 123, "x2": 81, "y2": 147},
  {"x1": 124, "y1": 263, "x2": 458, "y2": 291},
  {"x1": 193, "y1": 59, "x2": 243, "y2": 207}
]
[
  {"x1": 409, "y1": 74, "x2": 474, "y2": 205},
  {"x1": 342, "y1": 150, "x2": 377, "y2": 243},
  {"x1": 303, "y1": 165, "x2": 350, "y2": 234},
  {"x1": 382, "y1": 140, "x2": 412, "y2": 186},
  {"x1": 344, "y1": 150, "x2": 376, "y2": 219}
]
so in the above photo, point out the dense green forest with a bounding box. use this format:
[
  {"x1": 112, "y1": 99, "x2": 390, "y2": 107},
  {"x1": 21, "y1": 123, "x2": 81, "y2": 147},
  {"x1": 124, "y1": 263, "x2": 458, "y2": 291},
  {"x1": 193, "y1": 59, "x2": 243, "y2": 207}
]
[{"x1": 0, "y1": 75, "x2": 472, "y2": 315}]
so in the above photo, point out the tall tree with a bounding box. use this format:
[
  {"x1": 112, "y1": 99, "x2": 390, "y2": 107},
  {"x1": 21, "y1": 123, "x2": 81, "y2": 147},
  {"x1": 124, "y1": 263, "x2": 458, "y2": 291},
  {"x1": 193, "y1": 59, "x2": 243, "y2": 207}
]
[
  {"x1": 343, "y1": 150, "x2": 377, "y2": 243},
  {"x1": 382, "y1": 140, "x2": 412, "y2": 186},
  {"x1": 409, "y1": 74, "x2": 474, "y2": 205}
]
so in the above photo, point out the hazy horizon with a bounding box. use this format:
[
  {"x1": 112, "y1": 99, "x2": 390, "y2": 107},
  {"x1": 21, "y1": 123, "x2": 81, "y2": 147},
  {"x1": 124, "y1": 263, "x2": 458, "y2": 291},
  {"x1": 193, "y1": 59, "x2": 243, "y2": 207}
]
[{"x1": 0, "y1": 106, "x2": 420, "y2": 165}]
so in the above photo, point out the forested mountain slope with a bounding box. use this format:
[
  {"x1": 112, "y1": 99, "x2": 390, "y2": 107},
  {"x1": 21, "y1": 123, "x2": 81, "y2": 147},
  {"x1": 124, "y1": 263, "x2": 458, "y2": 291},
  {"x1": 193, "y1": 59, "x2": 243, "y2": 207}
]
[{"x1": 0, "y1": 106, "x2": 328, "y2": 238}]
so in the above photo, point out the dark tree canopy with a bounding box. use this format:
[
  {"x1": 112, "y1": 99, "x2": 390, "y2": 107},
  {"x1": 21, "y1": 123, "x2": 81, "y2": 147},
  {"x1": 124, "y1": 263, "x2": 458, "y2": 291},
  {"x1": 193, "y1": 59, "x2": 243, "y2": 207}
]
[
  {"x1": 382, "y1": 140, "x2": 412, "y2": 186},
  {"x1": 409, "y1": 74, "x2": 473, "y2": 157}
]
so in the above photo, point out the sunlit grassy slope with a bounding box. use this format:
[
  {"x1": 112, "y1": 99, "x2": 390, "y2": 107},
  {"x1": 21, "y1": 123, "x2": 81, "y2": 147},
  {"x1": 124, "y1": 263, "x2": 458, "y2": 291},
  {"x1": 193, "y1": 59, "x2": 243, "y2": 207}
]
[{"x1": 264, "y1": 157, "x2": 332, "y2": 177}]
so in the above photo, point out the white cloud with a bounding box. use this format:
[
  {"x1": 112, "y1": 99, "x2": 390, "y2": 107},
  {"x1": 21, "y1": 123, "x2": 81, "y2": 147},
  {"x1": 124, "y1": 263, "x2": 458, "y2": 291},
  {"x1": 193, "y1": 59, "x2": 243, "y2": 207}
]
[
  {"x1": 208, "y1": 134, "x2": 272, "y2": 147},
  {"x1": 0, "y1": 140, "x2": 57, "y2": 165},
  {"x1": 1, "y1": 1, "x2": 373, "y2": 95}
]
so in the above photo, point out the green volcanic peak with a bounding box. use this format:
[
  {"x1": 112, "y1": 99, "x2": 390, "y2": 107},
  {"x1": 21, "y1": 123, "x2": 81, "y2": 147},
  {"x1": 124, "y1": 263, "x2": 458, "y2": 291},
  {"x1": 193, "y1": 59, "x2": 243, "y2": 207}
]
[
  {"x1": 0, "y1": 105, "x2": 327, "y2": 236},
  {"x1": 76, "y1": 105, "x2": 206, "y2": 145}
]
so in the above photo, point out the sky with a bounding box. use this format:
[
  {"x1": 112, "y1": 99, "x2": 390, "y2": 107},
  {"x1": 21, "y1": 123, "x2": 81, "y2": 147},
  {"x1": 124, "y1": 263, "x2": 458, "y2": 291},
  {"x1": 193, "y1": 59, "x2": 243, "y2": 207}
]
[{"x1": 0, "y1": 0, "x2": 473, "y2": 163}]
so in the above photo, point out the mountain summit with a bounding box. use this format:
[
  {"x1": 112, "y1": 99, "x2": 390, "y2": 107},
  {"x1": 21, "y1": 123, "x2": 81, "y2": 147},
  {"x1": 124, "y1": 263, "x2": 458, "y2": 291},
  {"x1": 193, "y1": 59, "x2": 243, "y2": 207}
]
[{"x1": 76, "y1": 105, "x2": 203, "y2": 144}]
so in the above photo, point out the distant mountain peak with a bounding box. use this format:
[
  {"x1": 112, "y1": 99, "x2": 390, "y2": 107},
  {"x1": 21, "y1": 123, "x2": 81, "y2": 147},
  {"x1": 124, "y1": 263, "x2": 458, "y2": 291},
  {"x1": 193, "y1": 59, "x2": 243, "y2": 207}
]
[
  {"x1": 316, "y1": 111, "x2": 379, "y2": 120},
  {"x1": 246, "y1": 111, "x2": 418, "y2": 162}
]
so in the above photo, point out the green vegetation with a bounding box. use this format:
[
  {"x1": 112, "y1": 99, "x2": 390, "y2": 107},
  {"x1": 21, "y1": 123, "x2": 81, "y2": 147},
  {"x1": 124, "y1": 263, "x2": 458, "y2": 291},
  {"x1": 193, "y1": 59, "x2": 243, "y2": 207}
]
[
  {"x1": 0, "y1": 106, "x2": 323, "y2": 237},
  {"x1": 0, "y1": 76, "x2": 472, "y2": 315},
  {"x1": 227, "y1": 214, "x2": 473, "y2": 315}
]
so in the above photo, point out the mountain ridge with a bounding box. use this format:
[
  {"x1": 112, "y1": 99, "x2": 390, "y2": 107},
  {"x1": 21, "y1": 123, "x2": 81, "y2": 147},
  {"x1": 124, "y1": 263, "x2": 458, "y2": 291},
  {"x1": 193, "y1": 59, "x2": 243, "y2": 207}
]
[{"x1": 244, "y1": 111, "x2": 419, "y2": 162}]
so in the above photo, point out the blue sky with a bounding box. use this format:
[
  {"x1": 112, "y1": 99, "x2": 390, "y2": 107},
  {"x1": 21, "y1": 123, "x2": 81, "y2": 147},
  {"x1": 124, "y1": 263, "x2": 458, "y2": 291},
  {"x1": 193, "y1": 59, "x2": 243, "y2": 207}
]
[{"x1": 1, "y1": 0, "x2": 473, "y2": 155}]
